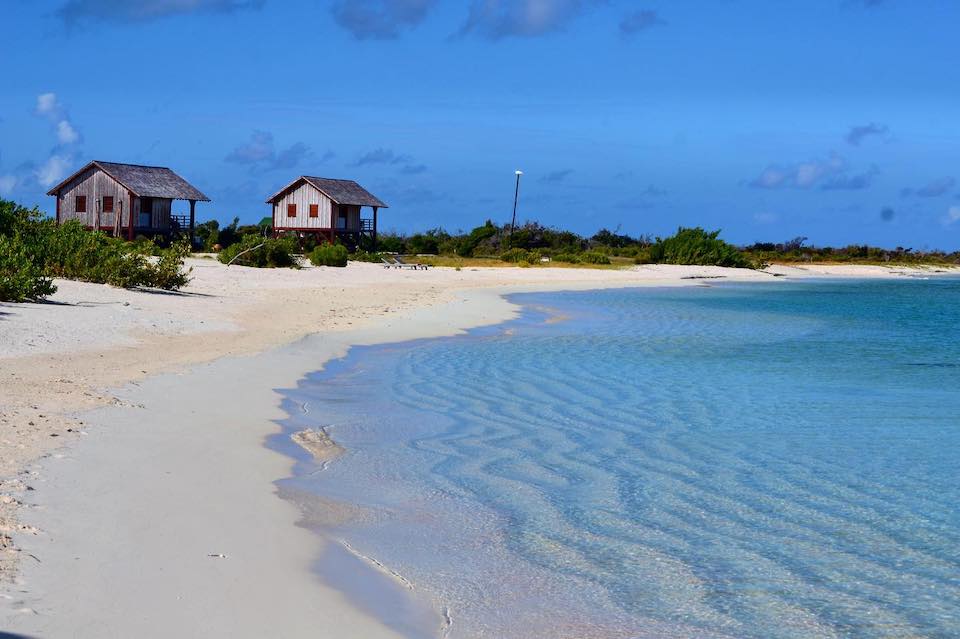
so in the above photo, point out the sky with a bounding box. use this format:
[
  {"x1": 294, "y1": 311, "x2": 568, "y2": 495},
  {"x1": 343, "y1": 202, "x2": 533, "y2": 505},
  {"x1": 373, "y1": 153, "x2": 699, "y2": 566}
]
[{"x1": 2, "y1": 0, "x2": 960, "y2": 249}]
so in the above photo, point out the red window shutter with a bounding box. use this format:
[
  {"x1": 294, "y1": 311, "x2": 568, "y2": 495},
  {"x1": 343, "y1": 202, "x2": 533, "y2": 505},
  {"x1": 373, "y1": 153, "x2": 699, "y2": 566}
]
[
  {"x1": 103, "y1": 196, "x2": 114, "y2": 213},
  {"x1": 287, "y1": 203, "x2": 297, "y2": 217},
  {"x1": 309, "y1": 204, "x2": 319, "y2": 218},
  {"x1": 76, "y1": 196, "x2": 87, "y2": 213}
]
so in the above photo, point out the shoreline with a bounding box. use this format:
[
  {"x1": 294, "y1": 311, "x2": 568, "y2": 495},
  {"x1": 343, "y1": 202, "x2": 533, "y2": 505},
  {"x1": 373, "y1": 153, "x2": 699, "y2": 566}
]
[
  {"x1": 1, "y1": 261, "x2": 957, "y2": 636},
  {"x1": 3, "y1": 287, "x2": 523, "y2": 638}
]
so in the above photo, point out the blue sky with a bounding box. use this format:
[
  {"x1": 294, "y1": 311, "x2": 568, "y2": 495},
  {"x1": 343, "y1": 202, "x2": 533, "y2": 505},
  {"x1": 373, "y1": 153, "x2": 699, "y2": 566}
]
[{"x1": 3, "y1": 0, "x2": 960, "y2": 248}]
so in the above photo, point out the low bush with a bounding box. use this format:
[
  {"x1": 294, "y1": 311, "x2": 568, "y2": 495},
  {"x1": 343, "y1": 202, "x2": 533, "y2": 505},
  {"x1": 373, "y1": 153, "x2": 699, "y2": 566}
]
[
  {"x1": 148, "y1": 240, "x2": 193, "y2": 290},
  {"x1": 500, "y1": 248, "x2": 542, "y2": 263},
  {"x1": 218, "y1": 234, "x2": 298, "y2": 268},
  {"x1": 552, "y1": 253, "x2": 581, "y2": 264},
  {"x1": 0, "y1": 200, "x2": 192, "y2": 301},
  {"x1": 649, "y1": 227, "x2": 755, "y2": 269},
  {"x1": 349, "y1": 249, "x2": 385, "y2": 263},
  {"x1": 0, "y1": 234, "x2": 56, "y2": 301},
  {"x1": 579, "y1": 251, "x2": 611, "y2": 265},
  {"x1": 309, "y1": 243, "x2": 348, "y2": 267}
]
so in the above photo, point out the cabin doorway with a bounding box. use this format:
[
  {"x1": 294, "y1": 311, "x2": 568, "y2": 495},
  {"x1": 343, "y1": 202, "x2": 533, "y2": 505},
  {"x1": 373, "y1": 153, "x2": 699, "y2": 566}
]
[
  {"x1": 139, "y1": 197, "x2": 153, "y2": 228},
  {"x1": 337, "y1": 205, "x2": 348, "y2": 230}
]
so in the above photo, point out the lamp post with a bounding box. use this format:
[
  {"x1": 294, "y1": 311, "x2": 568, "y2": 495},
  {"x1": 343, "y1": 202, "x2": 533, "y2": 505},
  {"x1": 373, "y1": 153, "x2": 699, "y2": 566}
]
[{"x1": 508, "y1": 169, "x2": 523, "y2": 249}]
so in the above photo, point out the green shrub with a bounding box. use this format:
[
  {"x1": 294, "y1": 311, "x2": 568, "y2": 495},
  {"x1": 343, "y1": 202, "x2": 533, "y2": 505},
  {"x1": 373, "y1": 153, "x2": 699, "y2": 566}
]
[
  {"x1": 0, "y1": 234, "x2": 56, "y2": 301},
  {"x1": 580, "y1": 251, "x2": 611, "y2": 265},
  {"x1": 349, "y1": 249, "x2": 385, "y2": 263},
  {"x1": 309, "y1": 243, "x2": 349, "y2": 267},
  {"x1": 146, "y1": 240, "x2": 193, "y2": 290},
  {"x1": 0, "y1": 199, "x2": 191, "y2": 300},
  {"x1": 552, "y1": 253, "x2": 581, "y2": 264},
  {"x1": 218, "y1": 234, "x2": 298, "y2": 268},
  {"x1": 407, "y1": 232, "x2": 442, "y2": 255},
  {"x1": 454, "y1": 220, "x2": 499, "y2": 257},
  {"x1": 500, "y1": 248, "x2": 530, "y2": 263},
  {"x1": 649, "y1": 227, "x2": 755, "y2": 269},
  {"x1": 500, "y1": 248, "x2": 542, "y2": 263}
]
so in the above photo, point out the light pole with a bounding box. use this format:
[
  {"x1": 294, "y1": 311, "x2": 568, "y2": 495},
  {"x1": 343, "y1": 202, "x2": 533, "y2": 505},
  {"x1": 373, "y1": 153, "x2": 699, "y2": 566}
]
[{"x1": 508, "y1": 170, "x2": 522, "y2": 249}]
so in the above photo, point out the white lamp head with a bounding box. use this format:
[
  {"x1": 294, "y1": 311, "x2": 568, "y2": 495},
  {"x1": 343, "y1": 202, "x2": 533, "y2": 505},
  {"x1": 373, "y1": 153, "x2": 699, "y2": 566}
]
[{"x1": 515, "y1": 170, "x2": 523, "y2": 176}]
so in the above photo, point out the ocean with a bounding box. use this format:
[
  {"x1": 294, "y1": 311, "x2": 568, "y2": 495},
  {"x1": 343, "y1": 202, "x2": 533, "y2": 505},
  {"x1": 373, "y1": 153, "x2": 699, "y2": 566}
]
[{"x1": 277, "y1": 279, "x2": 960, "y2": 638}]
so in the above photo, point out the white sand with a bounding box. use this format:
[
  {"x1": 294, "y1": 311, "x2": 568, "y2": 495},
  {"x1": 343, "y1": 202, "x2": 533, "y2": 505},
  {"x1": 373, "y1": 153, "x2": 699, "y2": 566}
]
[{"x1": 0, "y1": 259, "x2": 954, "y2": 637}]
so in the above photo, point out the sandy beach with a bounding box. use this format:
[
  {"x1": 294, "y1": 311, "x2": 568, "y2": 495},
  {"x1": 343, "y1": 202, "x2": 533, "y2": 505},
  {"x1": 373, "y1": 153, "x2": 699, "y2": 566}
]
[{"x1": 0, "y1": 259, "x2": 954, "y2": 638}]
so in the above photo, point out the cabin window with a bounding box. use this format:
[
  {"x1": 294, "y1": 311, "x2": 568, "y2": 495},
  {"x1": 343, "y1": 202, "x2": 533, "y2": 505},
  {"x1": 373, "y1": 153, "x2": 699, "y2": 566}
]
[
  {"x1": 309, "y1": 204, "x2": 319, "y2": 218},
  {"x1": 102, "y1": 196, "x2": 114, "y2": 213},
  {"x1": 337, "y1": 206, "x2": 348, "y2": 230},
  {"x1": 287, "y1": 203, "x2": 297, "y2": 217},
  {"x1": 75, "y1": 195, "x2": 87, "y2": 213}
]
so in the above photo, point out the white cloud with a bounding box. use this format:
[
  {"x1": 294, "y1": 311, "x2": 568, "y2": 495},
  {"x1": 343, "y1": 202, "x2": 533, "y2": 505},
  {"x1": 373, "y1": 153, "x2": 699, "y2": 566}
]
[
  {"x1": 0, "y1": 175, "x2": 18, "y2": 195},
  {"x1": 36, "y1": 154, "x2": 74, "y2": 188},
  {"x1": 750, "y1": 153, "x2": 876, "y2": 192},
  {"x1": 35, "y1": 92, "x2": 63, "y2": 119},
  {"x1": 35, "y1": 92, "x2": 82, "y2": 148},
  {"x1": 459, "y1": 0, "x2": 600, "y2": 39},
  {"x1": 57, "y1": 120, "x2": 80, "y2": 144},
  {"x1": 944, "y1": 206, "x2": 960, "y2": 227}
]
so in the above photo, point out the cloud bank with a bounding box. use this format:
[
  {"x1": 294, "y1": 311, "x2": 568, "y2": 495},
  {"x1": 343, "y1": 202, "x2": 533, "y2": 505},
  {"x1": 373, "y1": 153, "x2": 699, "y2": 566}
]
[
  {"x1": 225, "y1": 130, "x2": 316, "y2": 171},
  {"x1": 331, "y1": 0, "x2": 435, "y2": 39},
  {"x1": 901, "y1": 176, "x2": 956, "y2": 198},
  {"x1": 750, "y1": 154, "x2": 878, "y2": 192},
  {"x1": 845, "y1": 122, "x2": 888, "y2": 146},
  {"x1": 58, "y1": 0, "x2": 263, "y2": 25},
  {"x1": 458, "y1": 0, "x2": 600, "y2": 39},
  {"x1": 352, "y1": 147, "x2": 426, "y2": 174}
]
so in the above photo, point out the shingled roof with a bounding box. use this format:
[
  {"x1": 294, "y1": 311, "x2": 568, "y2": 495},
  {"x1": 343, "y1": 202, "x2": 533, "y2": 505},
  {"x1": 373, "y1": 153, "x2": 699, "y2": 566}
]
[
  {"x1": 266, "y1": 176, "x2": 388, "y2": 208},
  {"x1": 47, "y1": 161, "x2": 210, "y2": 201}
]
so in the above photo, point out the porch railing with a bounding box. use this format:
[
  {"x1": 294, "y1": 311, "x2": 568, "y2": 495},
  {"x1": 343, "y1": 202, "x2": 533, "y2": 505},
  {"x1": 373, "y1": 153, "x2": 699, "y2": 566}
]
[
  {"x1": 171, "y1": 214, "x2": 191, "y2": 231},
  {"x1": 360, "y1": 218, "x2": 374, "y2": 232}
]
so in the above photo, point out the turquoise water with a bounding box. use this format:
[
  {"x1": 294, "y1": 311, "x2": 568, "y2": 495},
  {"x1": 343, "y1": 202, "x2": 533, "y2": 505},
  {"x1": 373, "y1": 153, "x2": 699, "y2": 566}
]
[{"x1": 279, "y1": 280, "x2": 960, "y2": 638}]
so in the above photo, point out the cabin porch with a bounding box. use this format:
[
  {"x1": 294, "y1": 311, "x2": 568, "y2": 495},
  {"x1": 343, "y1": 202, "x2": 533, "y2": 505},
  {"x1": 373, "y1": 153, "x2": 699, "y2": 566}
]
[{"x1": 274, "y1": 205, "x2": 379, "y2": 249}]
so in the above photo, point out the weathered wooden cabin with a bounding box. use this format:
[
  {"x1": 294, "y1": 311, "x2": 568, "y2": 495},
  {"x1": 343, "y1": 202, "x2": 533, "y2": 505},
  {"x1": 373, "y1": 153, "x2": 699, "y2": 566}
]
[
  {"x1": 266, "y1": 176, "x2": 387, "y2": 247},
  {"x1": 47, "y1": 161, "x2": 210, "y2": 241}
]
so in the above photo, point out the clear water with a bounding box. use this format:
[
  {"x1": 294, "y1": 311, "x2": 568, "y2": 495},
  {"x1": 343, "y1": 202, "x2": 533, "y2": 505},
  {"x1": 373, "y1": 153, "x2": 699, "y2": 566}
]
[{"x1": 278, "y1": 280, "x2": 960, "y2": 639}]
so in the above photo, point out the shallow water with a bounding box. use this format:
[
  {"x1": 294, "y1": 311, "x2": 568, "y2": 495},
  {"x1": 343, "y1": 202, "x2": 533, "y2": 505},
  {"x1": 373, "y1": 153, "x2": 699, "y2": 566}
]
[{"x1": 279, "y1": 280, "x2": 960, "y2": 638}]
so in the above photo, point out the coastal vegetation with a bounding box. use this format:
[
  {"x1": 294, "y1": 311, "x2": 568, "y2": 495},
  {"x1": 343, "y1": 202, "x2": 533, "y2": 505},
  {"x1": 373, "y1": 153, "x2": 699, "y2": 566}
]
[
  {"x1": 648, "y1": 227, "x2": 755, "y2": 269},
  {"x1": 0, "y1": 199, "x2": 191, "y2": 302},
  {"x1": 216, "y1": 234, "x2": 298, "y2": 268},
  {"x1": 4, "y1": 196, "x2": 959, "y2": 298},
  {"x1": 743, "y1": 237, "x2": 960, "y2": 266},
  {"x1": 309, "y1": 243, "x2": 349, "y2": 267},
  {"x1": 371, "y1": 223, "x2": 755, "y2": 268},
  {"x1": 164, "y1": 214, "x2": 960, "y2": 271}
]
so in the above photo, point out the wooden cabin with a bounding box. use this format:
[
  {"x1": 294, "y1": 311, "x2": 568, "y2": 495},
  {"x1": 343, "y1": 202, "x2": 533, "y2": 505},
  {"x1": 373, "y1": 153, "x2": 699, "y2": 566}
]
[
  {"x1": 266, "y1": 176, "x2": 387, "y2": 247},
  {"x1": 47, "y1": 161, "x2": 210, "y2": 241}
]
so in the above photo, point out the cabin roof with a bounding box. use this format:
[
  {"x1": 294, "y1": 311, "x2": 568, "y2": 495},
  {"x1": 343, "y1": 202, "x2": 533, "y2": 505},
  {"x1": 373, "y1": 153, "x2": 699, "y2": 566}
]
[
  {"x1": 266, "y1": 176, "x2": 388, "y2": 208},
  {"x1": 46, "y1": 161, "x2": 210, "y2": 202}
]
